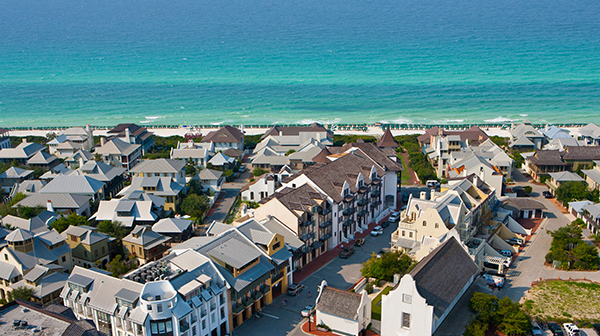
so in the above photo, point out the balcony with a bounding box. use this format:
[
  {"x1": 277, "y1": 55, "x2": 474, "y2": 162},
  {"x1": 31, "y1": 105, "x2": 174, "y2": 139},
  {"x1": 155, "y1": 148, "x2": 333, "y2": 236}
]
[
  {"x1": 343, "y1": 195, "x2": 355, "y2": 203},
  {"x1": 343, "y1": 219, "x2": 353, "y2": 227},
  {"x1": 261, "y1": 285, "x2": 271, "y2": 295},
  {"x1": 371, "y1": 177, "x2": 381, "y2": 185},
  {"x1": 371, "y1": 190, "x2": 380, "y2": 197},
  {"x1": 357, "y1": 209, "x2": 368, "y2": 217},
  {"x1": 232, "y1": 304, "x2": 244, "y2": 315},
  {"x1": 357, "y1": 198, "x2": 368, "y2": 206},
  {"x1": 321, "y1": 208, "x2": 332, "y2": 215},
  {"x1": 371, "y1": 200, "x2": 381, "y2": 208},
  {"x1": 319, "y1": 233, "x2": 332, "y2": 241},
  {"x1": 299, "y1": 219, "x2": 315, "y2": 227},
  {"x1": 243, "y1": 297, "x2": 253, "y2": 308},
  {"x1": 358, "y1": 186, "x2": 369, "y2": 194},
  {"x1": 301, "y1": 232, "x2": 314, "y2": 241},
  {"x1": 342, "y1": 207, "x2": 355, "y2": 216},
  {"x1": 252, "y1": 291, "x2": 263, "y2": 301},
  {"x1": 319, "y1": 220, "x2": 332, "y2": 228},
  {"x1": 271, "y1": 271, "x2": 285, "y2": 283},
  {"x1": 201, "y1": 309, "x2": 207, "y2": 318}
]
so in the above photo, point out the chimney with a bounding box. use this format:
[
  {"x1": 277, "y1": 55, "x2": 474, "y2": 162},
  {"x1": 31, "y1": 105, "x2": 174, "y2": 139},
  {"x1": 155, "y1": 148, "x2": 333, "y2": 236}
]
[
  {"x1": 47, "y1": 200, "x2": 54, "y2": 213},
  {"x1": 79, "y1": 156, "x2": 84, "y2": 167},
  {"x1": 279, "y1": 131, "x2": 283, "y2": 136},
  {"x1": 100, "y1": 137, "x2": 106, "y2": 146},
  {"x1": 125, "y1": 128, "x2": 131, "y2": 143},
  {"x1": 420, "y1": 191, "x2": 427, "y2": 200},
  {"x1": 22, "y1": 138, "x2": 27, "y2": 144},
  {"x1": 85, "y1": 124, "x2": 91, "y2": 132},
  {"x1": 430, "y1": 188, "x2": 436, "y2": 201}
]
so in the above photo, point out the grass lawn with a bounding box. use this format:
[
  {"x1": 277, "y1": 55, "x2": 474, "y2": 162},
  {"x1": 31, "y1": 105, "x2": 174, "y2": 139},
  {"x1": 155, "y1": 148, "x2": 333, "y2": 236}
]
[
  {"x1": 371, "y1": 286, "x2": 392, "y2": 321},
  {"x1": 398, "y1": 155, "x2": 411, "y2": 184},
  {"x1": 524, "y1": 280, "x2": 600, "y2": 325}
]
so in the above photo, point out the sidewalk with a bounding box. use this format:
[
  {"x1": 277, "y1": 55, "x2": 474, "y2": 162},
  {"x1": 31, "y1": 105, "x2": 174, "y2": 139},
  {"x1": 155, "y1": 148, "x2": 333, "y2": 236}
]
[
  {"x1": 293, "y1": 212, "x2": 392, "y2": 284},
  {"x1": 301, "y1": 321, "x2": 380, "y2": 336}
]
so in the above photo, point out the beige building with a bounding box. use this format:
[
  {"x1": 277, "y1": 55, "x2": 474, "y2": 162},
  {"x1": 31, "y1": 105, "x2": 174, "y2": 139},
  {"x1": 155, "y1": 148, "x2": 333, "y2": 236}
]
[
  {"x1": 123, "y1": 225, "x2": 171, "y2": 265},
  {"x1": 62, "y1": 225, "x2": 114, "y2": 269}
]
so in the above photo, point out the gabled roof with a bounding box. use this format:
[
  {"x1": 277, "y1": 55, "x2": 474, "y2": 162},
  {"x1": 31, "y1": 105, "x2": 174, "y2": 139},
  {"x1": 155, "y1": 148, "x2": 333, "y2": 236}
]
[
  {"x1": 223, "y1": 148, "x2": 243, "y2": 158},
  {"x1": 40, "y1": 175, "x2": 104, "y2": 195},
  {"x1": 123, "y1": 176, "x2": 184, "y2": 197},
  {"x1": 340, "y1": 142, "x2": 403, "y2": 172},
  {"x1": 17, "y1": 179, "x2": 47, "y2": 194},
  {"x1": 583, "y1": 168, "x2": 600, "y2": 185},
  {"x1": 206, "y1": 237, "x2": 263, "y2": 269},
  {"x1": 562, "y1": 146, "x2": 600, "y2": 161},
  {"x1": 123, "y1": 225, "x2": 170, "y2": 246},
  {"x1": 261, "y1": 217, "x2": 304, "y2": 250},
  {"x1": 377, "y1": 128, "x2": 399, "y2": 148},
  {"x1": 0, "y1": 166, "x2": 33, "y2": 179},
  {"x1": 130, "y1": 159, "x2": 185, "y2": 174},
  {"x1": 260, "y1": 184, "x2": 327, "y2": 218},
  {"x1": 65, "y1": 149, "x2": 94, "y2": 163},
  {"x1": 408, "y1": 236, "x2": 478, "y2": 318},
  {"x1": 95, "y1": 138, "x2": 140, "y2": 156},
  {"x1": 171, "y1": 148, "x2": 208, "y2": 160},
  {"x1": 262, "y1": 123, "x2": 332, "y2": 139},
  {"x1": 548, "y1": 171, "x2": 585, "y2": 182},
  {"x1": 0, "y1": 142, "x2": 45, "y2": 159},
  {"x1": 528, "y1": 150, "x2": 566, "y2": 166},
  {"x1": 208, "y1": 152, "x2": 235, "y2": 166},
  {"x1": 152, "y1": 218, "x2": 192, "y2": 234},
  {"x1": 62, "y1": 225, "x2": 112, "y2": 245},
  {"x1": 71, "y1": 161, "x2": 126, "y2": 182},
  {"x1": 90, "y1": 198, "x2": 158, "y2": 226},
  {"x1": 27, "y1": 151, "x2": 58, "y2": 165},
  {"x1": 312, "y1": 147, "x2": 333, "y2": 164},
  {"x1": 16, "y1": 193, "x2": 91, "y2": 209},
  {"x1": 107, "y1": 123, "x2": 146, "y2": 136},
  {"x1": 317, "y1": 286, "x2": 362, "y2": 320},
  {"x1": 197, "y1": 168, "x2": 223, "y2": 180},
  {"x1": 501, "y1": 197, "x2": 547, "y2": 211},
  {"x1": 201, "y1": 126, "x2": 244, "y2": 143},
  {"x1": 0, "y1": 262, "x2": 20, "y2": 280},
  {"x1": 578, "y1": 123, "x2": 600, "y2": 139}
]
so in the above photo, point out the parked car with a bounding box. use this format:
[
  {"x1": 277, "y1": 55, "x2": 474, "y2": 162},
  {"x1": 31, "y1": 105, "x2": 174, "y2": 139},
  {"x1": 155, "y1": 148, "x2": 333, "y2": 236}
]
[
  {"x1": 339, "y1": 247, "x2": 355, "y2": 259},
  {"x1": 381, "y1": 220, "x2": 391, "y2": 229},
  {"x1": 548, "y1": 323, "x2": 564, "y2": 336},
  {"x1": 388, "y1": 212, "x2": 401, "y2": 222},
  {"x1": 503, "y1": 257, "x2": 512, "y2": 268},
  {"x1": 592, "y1": 323, "x2": 600, "y2": 336},
  {"x1": 563, "y1": 323, "x2": 580, "y2": 336},
  {"x1": 481, "y1": 272, "x2": 505, "y2": 288},
  {"x1": 531, "y1": 321, "x2": 543, "y2": 336},
  {"x1": 301, "y1": 305, "x2": 315, "y2": 317},
  {"x1": 376, "y1": 250, "x2": 386, "y2": 258},
  {"x1": 426, "y1": 180, "x2": 440, "y2": 188},
  {"x1": 354, "y1": 238, "x2": 365, "y2": 247},
  {"x1": 287, "y1": 283, "x2": 305, "y2": 296},
  {"x1": 506, "y1": 238, "x2": 524, "y2": 246},
  {"x1": 370, "y1": 226, "x2": 384, "y2": 237},
  {"x1": 499, "y1": 249, "x2": 512, "y2": 258},
  {"x1": 543, "y1": 190, "x2": 554, "y2": 198}
]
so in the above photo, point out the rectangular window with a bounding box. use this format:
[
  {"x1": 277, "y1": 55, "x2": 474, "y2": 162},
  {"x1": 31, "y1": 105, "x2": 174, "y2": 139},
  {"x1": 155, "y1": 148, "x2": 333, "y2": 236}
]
[
  {"x1": 402, "y1": 294, "x2": 412, "y2": 304},
  {"x1": 102, "y1": 246, "x2": 105, "y2": 254},
  {"x1": 151, "y1": 323, "x2": 158, "y2": 334},
  {"x1": 202, "y1": 320, "x2": 206, "y2": 330},
  {"x1": 158, "y1": 322, "x2": 165, "y2": 333},
  {"x1": 402, "y1": 312, "x2": 411, "y2": 329},
  {"x1": 157, "y1": 304, "x2": 162, "y2": 313},
  {"x1": 62, "y1": 256, "x2": 66, "y2": 262},
  {"x1": 95, "y1": 250, "x2": 98, "y2": 257},
  {"x1": 139, "y1": 247, "x2": 142, "y2": 255},
  {"x1": 165, "y1": 320, "x2": 172, "y2": 332}
]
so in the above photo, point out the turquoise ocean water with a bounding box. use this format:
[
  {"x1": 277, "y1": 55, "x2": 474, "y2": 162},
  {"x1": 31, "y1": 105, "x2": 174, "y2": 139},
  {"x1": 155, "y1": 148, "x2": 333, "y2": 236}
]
[{"x1": 0, "y1": 0, "x2": 599, "y2": 127}]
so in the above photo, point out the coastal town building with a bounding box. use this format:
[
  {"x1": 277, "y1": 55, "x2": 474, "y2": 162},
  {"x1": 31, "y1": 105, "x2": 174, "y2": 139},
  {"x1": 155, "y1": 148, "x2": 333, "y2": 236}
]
[
  {"x1": 561, "y1": 146, "x2": 600, "y2": 170},
  {"x1": 130, "y1": 158, "x2": 187, "y2": 186},
  {"x1": 543, "y1": 137, "x2": 585, "y2": 151},
  {"x1": 96, "y1": 137, "x2": 142, "y2": 171},
  {"x1": 0, "y1": 210, "x2": 58, "y2": 234},
  {"x1": 70, "y1": 160, "x2": 127, "y2": 198},
  {"x1": 195, "y1": 169, "x2": 225, "y2": 194},
  {"x1": 0, "y1": 128, "x2": 10, "y2": 149},
  {"x1": 170, "y1": 145, "x2": 211, "y2": 169},
  {"x1": 16, "y1": 193, "x2": 92, "y2": 216},
  {"x1": 577, "y1": 123, "x2": 600, "y2": 146},
  {"x1": 0, "y1": 228, "x2": 73, "y2": 303},
  {"x1": 40, "y1": 163, "x2": 73, "y2": 181},
  {"x1": 201, "y1": 125, "x2": 245, "y2": 152},
  {"x1": 509, "y1": 121, "x2": 546, "y2": 150},
  {"x1": 543, "y1": 125, "x2": 572, "y2": 140},
  {"x1": 120, "y1": 176, "x2": 185, "y2": 212},
  {"x1": 0, "y1": 299, "x2": 101, "y2": 335},
  {"x1": 0, "y1": 139, "x2": 45, "y2": 164},
  {"x1": 546, "y1": 171, "x2": 586, "y2": 195},
  {"x1": 64, "y1": 149, "x2": 94, "y2": 170},
  {"x1": 39, "y1": 174, "x2": 105, "y2": 201},
  {"x1": 523, "y1": 150, "x2": 567, "y2": 181},
  {"x1": 208, "y1": 152, "x2": 236, "y2": 170},
  {"x1": 62, "y1": 225, "x2": 114, "y2": 269},
  {"x1": 381, "y1": 236, "x2": 479, "y2": 336},
  {"x1": 123, "y1": 225, "x2": 172, "y2": 265},
  {"x1": 314, "y1": 280, "x2": 371, "y2": 336},
  {"x1": 107, "y1": 123, "x2": 154, "y2": 154},
  {"x1": 16, "y1": 179, "x2": 47, "y2": 195},
  {"x1": 241, "y1": 173, "x2": 279, "y2": 202},
  {"x1": 26, "y1": 151, "x2": 59, "y2": 170},
  {"x1": 47, "y1": 126, "x2": 94, "y2": 158},
  {"x1": 391, "y1": 175, "x2": 496, "y2": 258},
  {"x1": 90, "y1": 197, "x2": 160, "y2": 227},
  {"x1": 152, "y1": 218, "x2": 193, "y2": 243},
  {"x1": 582, "y1": 161, "x2": 600, "y2": 191},
  {"x1": 0, "y1": 166, "x2": 33, "y2": 193},
  {"x1": 500, "y1": 198, "x2": 546, "y2": 219},
  {"x1": 418, "y1": 126, "x2": 489, "y2": 177}
]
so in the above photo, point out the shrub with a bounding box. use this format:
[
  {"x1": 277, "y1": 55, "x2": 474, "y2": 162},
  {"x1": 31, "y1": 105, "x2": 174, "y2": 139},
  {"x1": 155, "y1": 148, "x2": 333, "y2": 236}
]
[
  {"x1": 365, "y1": 282, "x2": 374, "y2": 294},
  {"x1": 253, "y1": 167, "x2": 268, "y2": 176}
]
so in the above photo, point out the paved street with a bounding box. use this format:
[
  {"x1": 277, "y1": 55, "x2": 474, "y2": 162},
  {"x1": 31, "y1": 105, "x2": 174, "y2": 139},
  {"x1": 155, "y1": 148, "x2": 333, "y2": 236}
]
[
  {"x1": 500, "y1": 170, "x2": 600, "y2": 303},
  {"x1": 202, "y1": 165, "x2": 252, "y2": 224},
  {"x1": 234, "y1": 225, "x2": 395, "y2": 336}
]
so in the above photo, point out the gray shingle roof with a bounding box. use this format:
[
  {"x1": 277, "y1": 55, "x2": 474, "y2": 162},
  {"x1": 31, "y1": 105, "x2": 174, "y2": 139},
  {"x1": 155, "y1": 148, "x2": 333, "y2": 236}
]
[
  {"x1": 501, "y1": 197, "x2": 547, "y2": 211},
  {"x1": 549, "y1": 171, "x2": 585, "y2": 182},
  {"x1": 16, "y1": 193, "x2": 91, "y2": 209},
  {"x1": 408, "y1": 236, "x2": 478, "y2": 318},
  {"x1": 206, "y1": 237, "x2": 262, "y2": 269},
  {"x1": 317, "y1": 286, "x2": 362, "y2": 320},
  {"x1": 562, "y1": 146, "x2": 600, "y2": 161},
  {"x1": 40, "y1": 175, "x2": 104, "y2": 194},
  {"x1": 96, "y1": 138, "x2": 140, "y2": 156},
  {"x1": 0, "y1": 166, "x2": 33, "y2": 179},
  {"x1": 197, "y1": 169, "x2": 222, "y2": 180},
  {"x1": 201, "y1": 126, "x2": 244, "y2": 143},
  {"x1": 27, "y1": 151, "x2": 58, "y2": 165},
  {"x1": 152, "y1": 218, "x2": 192, "y2": 234},
  {"x1": 72, "y1": 161, "x2": 126, "y2": 182}
]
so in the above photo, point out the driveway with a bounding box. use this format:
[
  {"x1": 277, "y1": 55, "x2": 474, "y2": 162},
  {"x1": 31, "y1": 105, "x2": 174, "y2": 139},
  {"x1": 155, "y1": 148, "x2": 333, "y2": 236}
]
[
  {"x1": 202, "y1": 165, "x2": 252, "y2": 224},
  {"x1": 234, "y1": 224, "x2": 395, "y2": 336},
  {"x1": 499, "y1": 170, "x2": 600, "y2": 303}
]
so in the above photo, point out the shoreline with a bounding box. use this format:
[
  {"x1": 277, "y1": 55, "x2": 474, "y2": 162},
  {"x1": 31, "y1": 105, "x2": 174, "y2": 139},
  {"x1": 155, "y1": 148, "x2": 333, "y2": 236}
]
[{"x1": 4, "y1": 123, "x2": 590, "y2": 139}]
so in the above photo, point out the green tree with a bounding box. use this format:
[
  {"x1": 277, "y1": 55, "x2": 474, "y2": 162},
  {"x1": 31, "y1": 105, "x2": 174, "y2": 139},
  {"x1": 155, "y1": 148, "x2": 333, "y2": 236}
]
[
  {"x1": 556, "y1": 181, "x2": 593, "y2": 204},
  {"x1": 180, "y1": 194, "x2": 209, "y2": 218},
  {"x1": 285, "y1": 149, "x2": 296, "y2": 156},
  {"x1": 7, "y1": 286, "x2": 34, "y2": 302},
  {"x1": 572, "y1": 243, "x2": 600, "y2": 270},
  {"x1": 97, "y1": 220, "x2": 129, "y2": 240},
  {"x1": 18, "y1": 206, "x2": 45, "y2": 219},
  {"x1": 50, "y1": 213, "x2": 89, "y2": 233},
  {"x1": 252, "y1": 167, "x2": 268, "y2": 177},
  {"x1": 463, "y1": 318, "x2": 487, "y2": 336},
  {"x1": 188, "y1": 179, "x2": 204, "y2": 196},
  {"x1": 468, "y1": 292, "x2": 497, "y2": 324},
  {"x1": 107, "y1": 254, "x2": 137, "y2": 277},
  {"x1": 361, "y1": 251, "x2": 414, "y2": 282},
  {"x1": 495, "y1": 297, "x2": 530, "y2": 336},
  {"x1": 489, "y1": 136, "x2": 507, "y2": 148}
]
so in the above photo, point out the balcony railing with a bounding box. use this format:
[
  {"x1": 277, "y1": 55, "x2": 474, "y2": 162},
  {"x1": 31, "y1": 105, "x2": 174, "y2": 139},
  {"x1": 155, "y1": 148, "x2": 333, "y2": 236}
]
[
  {"x1": 358, "y1": 186, "x2": 369, "y2": 194},
  {"x1": 243, "y1": 297, "x2": 253, "y2": 308},
  {"x1": 321, "y1": 208, "x2": 332, "y2": 215},
  {"x1": 232, "y1": 304, "x2": 244, "y2": 315},
  {"x1": 357, "y1": 198, "x2": 368, "y2": 206},
  {"x1": 301, "y1": 232, "x2": 314, "y2": 241},
  {"x1": 261, "y1": 285, "x2": 271, "y2": 295},
  {"x1": 319, "y1": 233, "x2": 332, "y2": 241},
  {"x1": 343, "y1": 195, "x2": 355, "y2": 203},
  {"x1": 371, "y1": 190, "x2": 380, "y2": 197},
  {"x1": 371, "y1": 200, "x2": 381, "y2": 208},
  {"x1": 342, "y1": 207, "x2": 355, "y2": 216},
  {"x1": 343, "y1": 219, "x2": 353, "y2": 227},
  {"x1": 357, "y1": 209, "x2": 368, "y2": 217},
  {"x1": 252, "y1": 291, "x2": 263, "y2": 301},
  {"x1": 319, "y1": 220, "x2": 332, "y2": 228},
  {"x1": 271, "y1": 271, "x2": 285, "y2": 283}
]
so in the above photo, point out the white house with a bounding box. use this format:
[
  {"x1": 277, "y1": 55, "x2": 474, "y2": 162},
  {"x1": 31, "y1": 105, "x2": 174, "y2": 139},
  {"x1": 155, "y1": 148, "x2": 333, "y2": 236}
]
[
  {"x1": 315, "y1": 280, "x2": 371, "y2": 336},
  {"x1": 381, "y1": 236, "x2": 478, "y2": 336},
  {"x1": 241, "y1": 173, "x2": 279, "y2": 202},
  {"x1": 196, "y1": 169, "x2": 224, "y2": 194}
]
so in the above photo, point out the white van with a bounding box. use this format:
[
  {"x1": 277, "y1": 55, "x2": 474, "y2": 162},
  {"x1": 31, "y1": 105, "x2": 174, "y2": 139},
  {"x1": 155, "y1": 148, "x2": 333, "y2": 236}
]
[
  {"x1": 563, "y1": 323, "x2": 581, "y2": 336},
  {"x1": 426, "y1": 180, "x2": 440, "y2": 188}
]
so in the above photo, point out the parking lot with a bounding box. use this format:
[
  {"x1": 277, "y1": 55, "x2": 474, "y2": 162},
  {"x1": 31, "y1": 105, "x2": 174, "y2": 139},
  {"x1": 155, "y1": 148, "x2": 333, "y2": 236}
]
[{"x1": 234, "y1": 223, "x2": 395, "y2": 336}]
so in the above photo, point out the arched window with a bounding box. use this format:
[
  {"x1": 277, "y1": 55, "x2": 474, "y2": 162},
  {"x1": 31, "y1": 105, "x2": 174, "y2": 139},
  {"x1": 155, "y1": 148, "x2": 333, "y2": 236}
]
[
  {"x1": 423, "y1": 221, "x2": 427, "y2": 226},
  {"x1": 435, "y1": 223, "x2": 439, "y2": 229}
]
